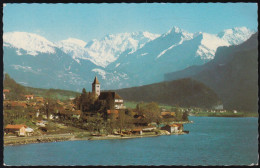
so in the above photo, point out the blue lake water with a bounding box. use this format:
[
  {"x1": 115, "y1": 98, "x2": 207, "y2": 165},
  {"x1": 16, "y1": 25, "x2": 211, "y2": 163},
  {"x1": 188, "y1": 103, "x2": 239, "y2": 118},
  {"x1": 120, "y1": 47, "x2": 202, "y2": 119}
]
[{"x1": 4, "y1": 117, "x2": 258, "y2": 166}]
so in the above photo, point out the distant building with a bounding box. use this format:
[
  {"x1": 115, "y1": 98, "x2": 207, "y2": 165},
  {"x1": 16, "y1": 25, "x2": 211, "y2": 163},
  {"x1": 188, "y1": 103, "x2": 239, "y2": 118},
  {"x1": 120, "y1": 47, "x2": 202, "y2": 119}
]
[
  {"x1": 161, "y1": 124, "x2": 183, "y2": 133},
  {"x1": 4, "y1": 124, "x2": 27, "y2": 136},
  {"x1": 24, "y1": 95, "x2": 34, "y2": 100},
  {"x1": 25, "y1": 127, "x2": 34, "y2": 136},
  {"x1": 213, "y1": 104, "x2": 224, "y2": 110},
  {"x1": 35, "y1": 96, "x2": 44, "y2": 103},
  {"x1": 99, "y1": 91, "x2": 126, "y2": 110},
  {"x1": 161, "y1": 111, "x2": 175, "y2": 118},
  {"x1": 92, "y1": 76, "x2": 100, "y2": 97},
  {"x1": 3, "y1": 89, "x2": 10, "y2": 100},
  {"x1": 131, "y1": 128, "x2": 143, "y2": 135},
  {"x1": 72, "y1": 110, "x2": 81, "y2": 119}
]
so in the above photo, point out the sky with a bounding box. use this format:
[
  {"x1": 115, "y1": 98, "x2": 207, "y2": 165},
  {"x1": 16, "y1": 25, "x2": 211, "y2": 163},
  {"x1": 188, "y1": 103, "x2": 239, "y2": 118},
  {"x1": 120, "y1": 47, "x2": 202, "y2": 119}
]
[{"x1": 3, "y1": 3, "x2": 258, "y2": 42}]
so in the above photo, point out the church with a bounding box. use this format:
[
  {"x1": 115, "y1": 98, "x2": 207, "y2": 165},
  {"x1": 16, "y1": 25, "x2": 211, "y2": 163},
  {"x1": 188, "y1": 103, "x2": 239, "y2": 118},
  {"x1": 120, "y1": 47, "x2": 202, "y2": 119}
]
[{"x1": 92, "y1": 76, "x2": 126, "y2": 110}]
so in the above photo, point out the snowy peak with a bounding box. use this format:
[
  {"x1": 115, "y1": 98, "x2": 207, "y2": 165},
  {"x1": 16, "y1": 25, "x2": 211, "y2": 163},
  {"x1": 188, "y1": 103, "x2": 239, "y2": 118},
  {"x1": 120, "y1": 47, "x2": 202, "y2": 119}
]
[
  {"x1": 218, "y1": 27, "x2": 254, "y2": 45},
  {"x1": 56, "y1": 38, "x2": 87, "y2": 62},
  {"x1": 143, "y1": 31, "x2": 161, "y2": 40},
  {"x1": 58, "y1": 38, "x2": 87, "y2": 48},
  {"x1": 196, "y1": 27, "x2": 254, "y2": 60},
  {"x1": 3, "y1": 32, "x2": 56, "y2": 56},
  {"x1": 162, "y1": 26, "x2": 194, "y2": 42},
  {"x1": 83, "y1": 31, "x2": 160, "y2": 67},
  {"x1": 3, "y1": 27, "x2": 254, "y2": 67}
]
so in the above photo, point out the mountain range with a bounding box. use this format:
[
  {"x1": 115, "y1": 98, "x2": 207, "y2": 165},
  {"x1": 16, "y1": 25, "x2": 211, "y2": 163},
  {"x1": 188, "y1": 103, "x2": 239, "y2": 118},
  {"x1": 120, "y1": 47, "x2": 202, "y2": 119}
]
[
  {"x1": 165, "y1": 33, "x2": 258, "y2": 112},
  {"x1": 3, "y1": 26, "x2": 254, "y2": 92}
]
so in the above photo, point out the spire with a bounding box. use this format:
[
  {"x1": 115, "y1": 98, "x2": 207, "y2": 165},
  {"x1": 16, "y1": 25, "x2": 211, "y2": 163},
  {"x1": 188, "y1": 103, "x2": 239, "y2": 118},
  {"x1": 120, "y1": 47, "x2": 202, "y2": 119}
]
[{"x1": 92, "y1": 76, "x2": 100, "y2": 85}]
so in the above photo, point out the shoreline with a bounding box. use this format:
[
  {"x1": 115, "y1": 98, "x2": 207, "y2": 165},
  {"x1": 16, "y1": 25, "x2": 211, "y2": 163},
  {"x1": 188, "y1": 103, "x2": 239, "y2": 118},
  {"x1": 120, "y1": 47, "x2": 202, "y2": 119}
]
[{"x1": 4, "y1": 132, "x2": 187, "y2": 146}]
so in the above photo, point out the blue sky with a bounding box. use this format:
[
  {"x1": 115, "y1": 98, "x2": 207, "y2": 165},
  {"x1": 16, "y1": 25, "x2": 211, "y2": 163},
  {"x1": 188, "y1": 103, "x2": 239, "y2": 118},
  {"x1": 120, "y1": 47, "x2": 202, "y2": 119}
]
[{"x1": 3, "y1": 3, "x2": 258, "y2": 42}]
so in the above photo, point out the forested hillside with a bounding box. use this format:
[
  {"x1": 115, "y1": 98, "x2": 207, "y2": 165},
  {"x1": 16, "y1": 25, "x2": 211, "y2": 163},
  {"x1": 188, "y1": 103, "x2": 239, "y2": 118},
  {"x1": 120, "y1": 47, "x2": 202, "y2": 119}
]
[
  {"x1": 114, "y1": 78, "x2": 221, "y2": 108},
  {"x1": 3, "y1": 73, "x2": 80, "y2": 101}
]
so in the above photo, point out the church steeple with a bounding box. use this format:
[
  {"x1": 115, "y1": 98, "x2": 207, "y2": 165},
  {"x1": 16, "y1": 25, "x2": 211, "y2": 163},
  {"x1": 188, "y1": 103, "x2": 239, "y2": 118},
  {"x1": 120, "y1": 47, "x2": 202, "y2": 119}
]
[
  {"x1": 92, "y1": 76, "x2": 100, "y2": 85},
  {"x1": 92, "y1": 76, "x2": 100, "y2": 97}
]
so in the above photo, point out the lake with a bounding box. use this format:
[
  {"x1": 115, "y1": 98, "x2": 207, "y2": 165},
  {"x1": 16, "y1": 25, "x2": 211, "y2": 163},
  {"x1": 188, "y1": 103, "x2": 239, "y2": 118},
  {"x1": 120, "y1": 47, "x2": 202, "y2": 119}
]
[{"x1": 4, "y1": 117, "x2": 258, "y2": 166}]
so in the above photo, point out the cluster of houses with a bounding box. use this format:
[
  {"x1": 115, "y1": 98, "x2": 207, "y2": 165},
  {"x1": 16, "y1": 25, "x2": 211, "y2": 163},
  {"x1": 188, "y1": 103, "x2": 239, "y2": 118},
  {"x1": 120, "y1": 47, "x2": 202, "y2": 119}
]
[
  {"x1": 4, "y1": 76, "x2": 186, "y2": 137},
  {"x1": 4, "y1": 124, "x2": 34, "y2": 137}
]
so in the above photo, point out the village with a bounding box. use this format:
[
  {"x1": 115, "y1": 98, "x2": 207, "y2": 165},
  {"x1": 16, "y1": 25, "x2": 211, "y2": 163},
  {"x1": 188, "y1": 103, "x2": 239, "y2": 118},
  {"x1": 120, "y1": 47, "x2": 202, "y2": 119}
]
[
  {"x1": 3, "y1": 75, "x2": 244, "y2": 145},
  {"x1": 3, "y1": 76, "x2": 194, "y2": 145}
]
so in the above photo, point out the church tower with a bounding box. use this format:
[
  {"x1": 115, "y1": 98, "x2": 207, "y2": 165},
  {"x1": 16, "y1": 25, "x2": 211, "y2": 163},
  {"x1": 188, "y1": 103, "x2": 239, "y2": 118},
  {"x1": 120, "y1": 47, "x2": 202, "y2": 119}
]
[{"x1": 92, "y1": 76, "x2": 100, "y2": 97}]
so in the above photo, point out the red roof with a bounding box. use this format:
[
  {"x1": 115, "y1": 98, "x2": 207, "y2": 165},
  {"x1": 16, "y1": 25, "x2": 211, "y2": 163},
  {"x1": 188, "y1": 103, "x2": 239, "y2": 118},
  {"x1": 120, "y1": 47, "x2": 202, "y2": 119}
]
[
  {"x1": 5, "y1": 124, "x2": 27, "y2": 130},
  {"x1": 3, "y1": 89, "x2": 10, "y2": 93},
  {"x1": 161, "y1": 112, "x2": 175, "y2": 116},
  {"x1": 10, "y1": 101, "x2": 27, "y2": 108},
  {"x1": 132, "y1": 128, "x2": 142, "y2": 132},
  {"x1": 24, "y1": 95, "x2": 34, "y2": 98},
  {"x1": 72, "y1": 110, "x2": 81, "y2": 115},
  {"x1": 169, "y1": 124, "x2": 183, "y2": 127},
  {"x1": 107, "y1": 110, "x2": 119, "y2": 114}
]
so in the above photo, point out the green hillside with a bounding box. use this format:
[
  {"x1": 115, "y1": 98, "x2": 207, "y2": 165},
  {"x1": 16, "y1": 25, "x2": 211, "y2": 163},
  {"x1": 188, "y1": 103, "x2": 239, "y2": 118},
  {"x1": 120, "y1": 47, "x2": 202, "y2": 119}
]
[{"x1": 3, "y1": 73, "x2": 80, "y2": 101}]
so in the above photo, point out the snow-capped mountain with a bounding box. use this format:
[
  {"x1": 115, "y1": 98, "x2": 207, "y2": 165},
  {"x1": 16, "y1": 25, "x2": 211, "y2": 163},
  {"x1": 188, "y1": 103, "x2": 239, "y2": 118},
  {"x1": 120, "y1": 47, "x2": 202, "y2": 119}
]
[
  {"x1": 107, "y1": 26, "x2": 254, "y2": 87},
  {"x1": 83, "y1": 32, "x2": 160, "y2": 67},
  {"x1": 196, "y1": 27, "x2": 254, "y2": 60},
  {"x1": 56, "y1": 38, "x2": 87, "y2": 64},
  {"x1": 3, "y1": 32, "x2": 56, "y2": 56},
  {"x1": 3, "y1": 26, "x2": 254, "y2": 91}
]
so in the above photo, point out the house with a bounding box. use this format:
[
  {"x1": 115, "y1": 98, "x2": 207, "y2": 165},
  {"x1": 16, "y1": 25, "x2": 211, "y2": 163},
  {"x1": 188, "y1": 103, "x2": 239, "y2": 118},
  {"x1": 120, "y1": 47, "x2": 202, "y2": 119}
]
[
  {"x1": 161, "y1": 111, "x2": 175, "y2": 118},
  {"x1": 25, "y1": 127, "x2": 34, "y2": 136},
  {"x1": 98, "y1": 91, "x2": 126, "y2": 110},
  {"x1": 142, "y1": 126, "x2": 157, "y2": 132},
  {"x1": 24, "y1": 95, "x2": 34, "y2": 100},
  {"x1": 4, "y1": 124, "x2": 27, "y2": 136},
  {"x1": 35, "y1": 96, "x2": 44, "y2": 103},
  {"x1": 131, "y1": 128, "x2": 143, "y2": 135},
  {"x1": 72, "y1": 110, "x2": 81, "y2": 119},
  {"x1": 213, "y1": 104, "x2": 224, "y2": 110},
  {"x1": 3, "y1": 89, "x2": 10, "y2": 100},
  {"x1": 161, "y1": 124, "x2": 183, "y2": 133},
  {"x1": 36, "y1": 120, "x2": 46, "y2": 127}
]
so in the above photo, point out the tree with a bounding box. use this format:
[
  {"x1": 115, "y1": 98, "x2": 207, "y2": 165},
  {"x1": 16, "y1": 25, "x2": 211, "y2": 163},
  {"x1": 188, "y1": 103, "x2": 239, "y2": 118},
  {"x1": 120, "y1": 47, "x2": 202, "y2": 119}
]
[
  {"x1": 175, "y1": 108, "x2": 183, "y2": 121},
  {"x1": 135, "y1": 102, "x2": 162, "y2": 125},
  {"x1": 143, "y1": 102, "x2": 162, "y2": 125},
  {"x1": 86, "y1": 113, "x2": 105, "y2": 134},
  {"x1": 42, "y1": 90, "x2": 58, "y2": 120},
  {"x1": 182, "y1": 111, "x2": 189, "y2": 121}
]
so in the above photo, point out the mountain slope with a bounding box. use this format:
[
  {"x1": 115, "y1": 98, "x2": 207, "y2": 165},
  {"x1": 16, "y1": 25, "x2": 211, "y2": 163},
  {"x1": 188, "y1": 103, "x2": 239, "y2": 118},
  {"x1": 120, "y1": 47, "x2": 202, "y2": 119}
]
[
  {"x1": 3, "y1": 73, "x2": 79, "y2": 101},
  {"x1": 114, "y1": 78, "x2": 221, "y2": 108},
  {"x1": 165, "y1": 33, "x2": 258, "y2": 112}
]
